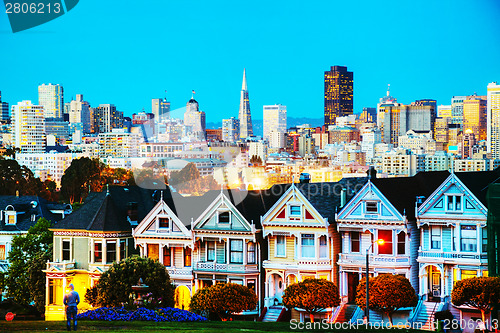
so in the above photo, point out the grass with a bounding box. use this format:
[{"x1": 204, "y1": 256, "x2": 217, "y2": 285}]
[{"x1": 0, "y1": 320, "x2": 427, "y2": 332}]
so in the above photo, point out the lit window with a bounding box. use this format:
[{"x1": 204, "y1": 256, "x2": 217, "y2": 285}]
[
  {"x1": 0, "y1": 245, "x2": 5, "y2": 260},
  {"x1": 184, "y1": 247, "x2": 192, "y2": 267},
  {"x1": 94, "y1": 242, "x2": 102, "y2": 263},
  {"x1": 163, "y1": 247, "x2": 171, "y2": 267},
  {"x1": 159, "y1": 217, "x2": 169, "y2": 229},
  {"x1": 378, "y1": 230, "x2": 393, "y2": 255},
  {"x1": 247, "y1": 242, "x2": 256, "y2": 264}
]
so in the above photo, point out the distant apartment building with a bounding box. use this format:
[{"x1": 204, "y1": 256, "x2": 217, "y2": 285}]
[
  {"x1": 248, "y1": 140, "x2": 267, "y2": 163},
  {"x1": 94, "y1": 104, "x2": 124, "y2": 133},
  {"x1": 139, "y1": 142, "x2": 183, "y2": 158},
  {"x1": 424, "y1": 151, "x2": 454, "y2": 172},
  {"x1": 328, "y1": 126, "x2": 360, "y2": 144},
  {"x1": 16, "y1": 151, "x2": 84, "y2": 185},
  {"x1": 38, "y1": 83, "x2": 63, "y2": 119},
  {"x1": 97, "y1": 129, "x2": 140, "y2": 158},
  {"x1": 437, "y1": 105, "x2": 452, "y2": 119},
  {"x1": 206, "y1": 129, "x2": 222, "y2": 142},
  {"x1": 263, "y1": 104, "x2": 287, "y2": 142},
  {"x1": 398, "y1": 130, "x2": 436, "y2": 155},
  {"x1": 45, "y1": 118, "x2": 70, "y2": 144},
  {"x1": 454, "y1": 158, "x2": 491, "y2": 172},
  {"x1": 298, "y1": 135, "x2": 315, "y2": 157},
  {"x1": 68, "y1": 94, "x2": 91, "y2": 134},
  {"x1": 380, "y1": 149, "x2": 424, "y2": 176},
  {"x1": 361, "y1": 127, "x2": 382, "y2": 160},
  {"x1": 0, "y1": 91, "x2": 9, "y2": 123},
  {"x1": 11, "y1": 101, "x2": 46, "y2": 153},
  {"x1": 270, "y1": 131, "x2": 286, "y2": 149},
  {"x1": 152, "y1": 98, "x2": 170, "y2": 121},
  {"x1": 222, "y1": 117, "x2": 239, "y2": 143},
  {"x1": 487, "y1": 82, "x2": 500, "y2": 159},
  {"x1": 324, "y1": 66, "x2": 353, "y2": 126}
]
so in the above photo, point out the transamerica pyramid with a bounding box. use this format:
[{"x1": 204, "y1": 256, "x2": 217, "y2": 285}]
[{"x1": 238, "y1": 68, "x2": 253, "y2": 139}]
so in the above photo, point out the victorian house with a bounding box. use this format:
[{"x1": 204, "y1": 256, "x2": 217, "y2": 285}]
[
  {"x1": 44, "y1": 186, "x2": 156, "y2": 321},
  {"x1": 415, "y1": 169, "x2": 499, "y2": 326},
  {"x1": 189, "y1": 190, "x2": 262, "y2": 317},
  {"x1": 133, "y1": 192, "x2": 194, "y2": 310}
]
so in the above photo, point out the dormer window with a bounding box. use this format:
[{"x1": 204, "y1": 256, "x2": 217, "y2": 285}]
[
  {"x1": 365, "y1": 201, "x2": 378, "y2": 214},
  {"x1": 218, "y1": 211, "x2": 230, "y2": 224},
  {"x1": 290, "y1": 205, "x2": 301, "y2": 216},
  {"x1": 159, "y1": 217, "x2": 170, "y2": 229}
]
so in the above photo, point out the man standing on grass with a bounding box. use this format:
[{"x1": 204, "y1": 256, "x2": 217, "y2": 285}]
[{"x1": 63, "y1": 284, "x2": 80, "y2": 331}]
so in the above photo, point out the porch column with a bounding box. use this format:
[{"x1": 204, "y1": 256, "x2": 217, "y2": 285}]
[
  {"x1": 441, "y1": 268, "x2": 445, "y2": 299},
  {"x1": 117, "y1": 240, "x2": 121, "y2": 261}
]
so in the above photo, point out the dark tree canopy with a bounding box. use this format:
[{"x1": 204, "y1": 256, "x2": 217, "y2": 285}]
[
  {"x1": 452, "y1": 276, "x2": 500, "y2": 327},
  {"x1": 0, "y1": 158, "x2": 42, "y2": 196},
  {"x1": 282, "y1": 278, "x2": 340, "y2": 322},
  {"x1": 60, "y1": 157, "x2": 105, "y2": 203},
  {"x1": 168, "y1": 162, "x2": 218, "y2": 195},
  {"x1": 189, "y1": 283, "x2": 257, "y2": 320},
  {"x1": 89, "y1": 256, "x2": 174, "y2": 308},
  {"x1": 4, "y1": 218, "x2": 53, "y2": 312},
  {"x1": 356, "y1": 274, "x2": 417, "y2": 325}
]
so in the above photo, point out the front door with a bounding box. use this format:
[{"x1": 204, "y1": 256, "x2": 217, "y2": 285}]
[
  {"x1": 429, "y1": 266, "x2": 441, "y2": 301},
  {"x1": 347, "y1": 272, "x2": 360, "y2": 304}
]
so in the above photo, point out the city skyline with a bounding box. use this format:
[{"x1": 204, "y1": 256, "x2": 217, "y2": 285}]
[{"x1": 1, "y1": 0, "x2": 499, "y2": 122}]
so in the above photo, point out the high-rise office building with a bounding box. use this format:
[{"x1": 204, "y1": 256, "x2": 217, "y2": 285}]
[
  {"x1": 463, "y1": 94, "x2": 487, "y2": 142},
  {"x1": 38, "y1": 83, "x2": 63, "y2": 119},
  {"x1": 451, "y1": 96, "x2": 466, "y2": 126},
  {"x1": 152, "y1": 98, "x2": 170, "y2": 121},
  {"x1": 11, "y1": 101, "x2": 46, "y2": 153},
  {"x1": 487, "y1": 82, "x2": 500, "y2": 158},
  {"x1": 263, "y1": 104, "x2": 287, "y2": 142},
  {"x1": 359, "y1": 107, "x2": 377, "y2": 123},
  {"x1": 462, "y1": 129, "x2": 475, "y2": 159},
  {"x1": 238, "y1": 69, "x2": 253, "y2": 139},
  {"x1": 324, "y1": 66, "x2": 353, "y2": 126},
  {"x1": 69, "y1": 94, "x2": 91, "y2": 134},
  {"x1": 377, "y1": 85, "x2": 397, "y2": 131},
  {"x1": 437, "y1": 105, "x2": 452, "y2": 119},
  {"x1": 0, "y1": 91, "x2": 9, "y2": 123},
  {"x1": 222, "y1": 117, "x2": 239, "y2": 143},
  {"x1": 94, "y1": 104, "x2": 123, "y2": 133}
]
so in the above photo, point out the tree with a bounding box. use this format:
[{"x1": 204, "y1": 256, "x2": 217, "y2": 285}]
[
  {"x1": 91, "y1": 256, "x2": 174, "y2": 307},
  {"x1": 190, "y1": 283, "x2": 257, "y2": 320},
  {"x1": 356, "y1": 274, "x2": 417, "y2": 325},
  {"x1": 282, "y1": 278, "x2": 340, "y2": 322},
  {"x1": 60, "y1": 157, "x2": 105, "y2": 203},
  {"x1": 249, "y1": 155, "x2": 262, "y2": 166},
  {"x1": 0, "y1": 159, "x2": 43, "y2": 196},
  {"x1": 452, "y1": 276, "x2": 500, "y2": 331},
  {"x1": 4, "y1": 218, "x2": 53, "y2": 312}
]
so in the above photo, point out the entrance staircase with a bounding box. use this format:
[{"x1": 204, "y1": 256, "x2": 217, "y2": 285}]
[
  {"x1": 333, "y1": 303, "x2": 357, "y2": 322},
  {"x1": 412, "y1": 301, "x2": 440, "y2": 330},
  {"x1": 262, "y1": 306, "x2": 284, "y2": 322}
]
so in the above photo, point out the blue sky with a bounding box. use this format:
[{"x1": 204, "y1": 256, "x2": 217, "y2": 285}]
[{"x1": 1, "y1": 0, "x2": 499, "y2": 123}]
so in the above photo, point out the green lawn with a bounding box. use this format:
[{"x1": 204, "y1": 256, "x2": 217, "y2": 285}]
[{"x1": 0, "y1": 320, "x2": 426, "y2": 332}]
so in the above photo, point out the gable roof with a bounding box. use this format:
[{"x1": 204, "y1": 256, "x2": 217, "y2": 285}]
[
  {"x1": 371, "y1": 171, "x2": 450, "y2": 221},
  {"x1": 454, "y1": 168, "x2": 500, "y2": 206}
]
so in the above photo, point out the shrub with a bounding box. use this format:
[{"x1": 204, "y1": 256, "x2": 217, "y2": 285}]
[{"x1": 77, "y1": 307, "x2": 207, "y2": 322}]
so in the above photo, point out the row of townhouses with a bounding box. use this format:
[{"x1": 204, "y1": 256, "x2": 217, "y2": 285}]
[{"x1": 1, "y1": 169, "x2": 498, "y2": 329}]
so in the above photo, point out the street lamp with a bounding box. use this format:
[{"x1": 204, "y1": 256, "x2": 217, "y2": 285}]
[{"x1": 365, "y1": 238, "x2": 385, "y2": 323}]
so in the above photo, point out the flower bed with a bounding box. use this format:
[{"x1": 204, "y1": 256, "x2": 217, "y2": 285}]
[{"x1": 77, "y1": 307, "x2": 207, "y2": 322}]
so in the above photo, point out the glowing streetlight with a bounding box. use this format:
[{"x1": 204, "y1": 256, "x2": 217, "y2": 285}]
[{"x1": 366, "y1": 238, "x2": 384, "y2": 323}]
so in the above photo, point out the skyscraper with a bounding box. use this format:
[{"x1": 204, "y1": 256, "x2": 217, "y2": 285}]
[
  {"x1": 463, "y1": 94, "x2": 487, "y2": 141},
  {"x1": 69, "y1": 94, "x2": 91, "y2": 134},
  {"x1": 94, "y1": 104, "x2": 123, "y2": 133},
  {"x1": 324, "y1": 66, "x2": 353, "y2": 126},
  {"x1": 11, "y1": 101, "x2": 46, "y2": 153},
  {"x1": 184, "y1": 96, "x2": 206, "y2": 140},
  {"x1": 222, "y1": 117, "x2": 239, "y2": 143},
  {"x1": 38, "y1": 83, "x2": 63, "y2": 119},
  {"x1": 487, "y1": 82, "x2": 500, "y2": 158},
  {"x1": 238, "y1": 69, "x2": 253, "y2": 139},
  {"x1": 451, "y1": 96, "x2": 466, "y2": 126},
  {"x1": 263, "y1": 104, "x2": 287, "y2": 142},
  {"x1": 152, "y1": 98, "x2": 170, "y2": 121},
  {"x1": 0, "y1": 91, "x2": 9, "y2": 123}
]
